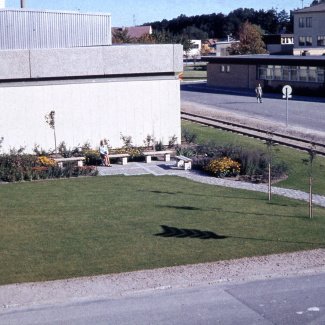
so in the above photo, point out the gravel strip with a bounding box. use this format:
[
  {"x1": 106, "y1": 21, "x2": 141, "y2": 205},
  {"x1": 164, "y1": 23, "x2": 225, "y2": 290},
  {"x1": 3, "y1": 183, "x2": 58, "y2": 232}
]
[{"x1": 1, "y1": 249, "x2": 324, "y2": 310}]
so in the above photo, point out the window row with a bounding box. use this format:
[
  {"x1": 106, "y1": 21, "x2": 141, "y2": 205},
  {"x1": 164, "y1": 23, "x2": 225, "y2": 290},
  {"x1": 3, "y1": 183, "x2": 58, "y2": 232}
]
[
  {"x1": 299, "y1": 17, "x2": 312, "y2": 28},
  {"x1": 299, "y1": 36, "x2": 312, "y2": 46},
  {"x1": 298, "y1": 36, "x2": 325, "y2": 46},
  {"x1": 258, "y1": 65, "x2": 325, "y2": 83}
]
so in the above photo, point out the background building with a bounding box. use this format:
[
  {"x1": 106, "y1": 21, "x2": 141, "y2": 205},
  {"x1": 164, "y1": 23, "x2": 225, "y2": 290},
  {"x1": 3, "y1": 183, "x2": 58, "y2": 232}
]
[
  {"x1": 203, "y1": 55, "x2": 325, "y2": 95},
  {"x1": 293, "y1": 2, "x2": 325, "y2": 55}
]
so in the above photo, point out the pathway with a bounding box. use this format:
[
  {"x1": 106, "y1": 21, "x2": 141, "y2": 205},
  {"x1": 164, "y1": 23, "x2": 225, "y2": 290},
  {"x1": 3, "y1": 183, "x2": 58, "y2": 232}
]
[{"x1": 97, "y1": 160, "x2": 325, "y2": 208}]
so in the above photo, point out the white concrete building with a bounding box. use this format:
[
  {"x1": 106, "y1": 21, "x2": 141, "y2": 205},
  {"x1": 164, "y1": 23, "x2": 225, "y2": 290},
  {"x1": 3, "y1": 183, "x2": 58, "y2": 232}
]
[
  {"x1": 0, "y1": 45, "x2": 182, "y2": 153},
  {"x1": 0, "y1": 9, "x2": 183, "y2": 153}
]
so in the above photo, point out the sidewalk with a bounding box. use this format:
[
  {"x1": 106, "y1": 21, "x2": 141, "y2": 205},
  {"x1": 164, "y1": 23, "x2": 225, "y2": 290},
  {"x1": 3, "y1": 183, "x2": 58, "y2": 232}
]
[{"x1": 97, "y1": 160, "x2": 325, "y2": 208}]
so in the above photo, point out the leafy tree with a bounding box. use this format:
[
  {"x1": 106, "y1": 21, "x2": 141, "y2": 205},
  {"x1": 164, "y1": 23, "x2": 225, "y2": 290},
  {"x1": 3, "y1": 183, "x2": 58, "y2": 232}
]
[
  {"x1": 143, "y1": 7, "x2": 293, "y2": 39},
  {"x1": 44, "y1": 110, "x2": 57, "y2": 156},
  {"x1": 112, "y1": 28, "x2": 133, "y2": 43},
  {"x1": 228, "y1": 20, "x2": 268, "y2": 55},
  {"x1": 182, "y1": 26, "x2": 208, "y2": 41}
]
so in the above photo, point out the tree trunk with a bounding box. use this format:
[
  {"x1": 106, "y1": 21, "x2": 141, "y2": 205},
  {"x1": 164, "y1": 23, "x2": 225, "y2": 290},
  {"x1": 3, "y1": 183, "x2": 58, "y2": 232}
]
[{"x1": 268, "y1": 162, "x2": 271, "y2": 201}]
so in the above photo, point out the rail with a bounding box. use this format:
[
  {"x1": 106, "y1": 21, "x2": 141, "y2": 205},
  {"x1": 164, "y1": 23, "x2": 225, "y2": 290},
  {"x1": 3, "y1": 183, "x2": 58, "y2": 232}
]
[{"x1": 181, "y1": 111, "x2": 325, "y2": 156}]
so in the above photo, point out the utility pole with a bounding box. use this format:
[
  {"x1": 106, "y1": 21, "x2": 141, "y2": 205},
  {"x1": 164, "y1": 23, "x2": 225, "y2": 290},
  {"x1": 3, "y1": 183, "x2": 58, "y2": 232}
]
[{"x1": 21, "y1": 0, "x2": 25, "y2": 8}]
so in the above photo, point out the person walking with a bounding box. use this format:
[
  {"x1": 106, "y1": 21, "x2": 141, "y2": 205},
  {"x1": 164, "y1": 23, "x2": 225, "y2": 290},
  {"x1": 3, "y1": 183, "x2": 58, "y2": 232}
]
[{"x1": 255, "y1": 83, "x2": 263, "y2": 103}]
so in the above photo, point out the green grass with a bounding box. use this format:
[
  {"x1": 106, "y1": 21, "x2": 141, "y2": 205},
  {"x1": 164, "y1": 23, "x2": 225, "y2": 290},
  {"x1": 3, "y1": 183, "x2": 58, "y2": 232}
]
[
  {"x1": 182, "y1": 64, "x2": 207, "y2": 81},
  {"x1": 1, "y1": 176, "x2": 325, "y2": 285},
  {"x1": 182, "y1": 120, "x2": 325, "y2": 196}
]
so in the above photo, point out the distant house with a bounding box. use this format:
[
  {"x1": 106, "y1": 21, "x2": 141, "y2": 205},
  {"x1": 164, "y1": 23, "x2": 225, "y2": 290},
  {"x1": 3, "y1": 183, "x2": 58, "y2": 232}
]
[
  {"x1": 292, "y1": 2, "x2": 325, "y2": 55},
  {"x1": 263, "y1": 29, "x2": 294, "y2": 55},
  {"x1": 202, "y1": 37, "x2": 238, "y2": 56},
  {"x1": 184, "y1": 39, "x2": 201, "y2": 57},
  {"x1": 112, "y1": 26, "x2": 152, "y2": 39}
]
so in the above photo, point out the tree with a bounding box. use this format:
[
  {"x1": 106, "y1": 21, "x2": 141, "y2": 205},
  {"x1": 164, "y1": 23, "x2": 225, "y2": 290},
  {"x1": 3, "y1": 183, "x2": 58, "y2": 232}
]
[
  {"x1": 112, "y1": 28, "x2": 133, "y2": 43},
  {"x1": 45, "y1": 110, "x2": 57, "y2": 156},
  {"x1": 302, "y1": 145, "x2": 317, "y2": 219},
  {"x1": 182, "y1": 26, "x2": 208, "y2": 41},
  {"x1": 228, "y1": 20, "x2": 268, "y2": 55},
  {"x1": 265, "y1": 133, "x2": 278, "y2": 201}
]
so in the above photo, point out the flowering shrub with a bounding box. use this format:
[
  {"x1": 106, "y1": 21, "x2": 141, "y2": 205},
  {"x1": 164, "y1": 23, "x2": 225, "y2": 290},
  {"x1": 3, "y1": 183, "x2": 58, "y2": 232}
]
[
  {"x1": 204, "y1": 157, "x2": 241, "y2": 177},
  {"x1": 84, "y1": 149, "x2": 101, "y2": 166},
  {"x1": 37, "y1": 156, "x2": 56, "y2": 167},
  {"x1": 115, "y1": 147, "x2": 144, "y2": 160}
]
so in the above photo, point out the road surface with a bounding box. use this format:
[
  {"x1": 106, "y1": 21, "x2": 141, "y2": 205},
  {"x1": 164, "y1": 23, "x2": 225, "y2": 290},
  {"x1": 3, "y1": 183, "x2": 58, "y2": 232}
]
[
  {"x1": 181, "y1": 82, "x2": 325, "y2": 133},
  {"x1": 1, "y1": 272, "x2": 324, "y2": 324}
]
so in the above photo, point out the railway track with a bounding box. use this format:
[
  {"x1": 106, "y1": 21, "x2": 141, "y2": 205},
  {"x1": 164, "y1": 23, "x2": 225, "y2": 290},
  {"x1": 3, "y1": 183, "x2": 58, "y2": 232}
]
[{"x1": 181, "y1": 111, "x2": 325, "y2": 156}]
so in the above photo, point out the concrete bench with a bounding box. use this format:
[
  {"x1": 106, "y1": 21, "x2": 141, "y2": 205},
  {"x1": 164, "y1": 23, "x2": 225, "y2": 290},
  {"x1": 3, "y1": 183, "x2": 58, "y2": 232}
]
[
  {"x1": 54, "y1": 157, "x2": 85, "y2": 168},
  {"x1": 108, "y1": 153, "x2": 130, "y2": 165},
  {"x1": 143, "y1": 150, "x2": 173, "y2": 163},
  {"x1": 175, "y1": 155, "x2": 192, "y2": 170}
]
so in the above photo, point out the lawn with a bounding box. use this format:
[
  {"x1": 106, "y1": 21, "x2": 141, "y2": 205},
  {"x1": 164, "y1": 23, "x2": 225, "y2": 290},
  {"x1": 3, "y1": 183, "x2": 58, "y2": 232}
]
[
  {"x1": 182, "y1": 120, "x2": 325, "y2": 196},
  {"x1": 182, "y1": 64, "x2": 207, "y2": 81},
  {"x1": 1, "y1": 175, "x2": 325, "y2": 285}
]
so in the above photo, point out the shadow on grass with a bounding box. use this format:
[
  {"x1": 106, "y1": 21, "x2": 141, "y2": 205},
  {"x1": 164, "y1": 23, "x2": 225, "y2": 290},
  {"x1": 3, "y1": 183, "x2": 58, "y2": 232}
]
[
  {"x1": 155, "y1": 225, "x2": 324, "y2": 245},
  {"x1": 137, "y1": 189, "x2": 267, "y2": 202},
  {"x1": 155, "y1": 225, "x2": 227, "y2": 240},
  {"x1": 220, "y1": 209, "x2": 306, "y2": 219}
]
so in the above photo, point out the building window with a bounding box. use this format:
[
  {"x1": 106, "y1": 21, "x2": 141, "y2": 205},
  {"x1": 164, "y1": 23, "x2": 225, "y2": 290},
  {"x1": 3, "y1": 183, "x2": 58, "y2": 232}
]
[
  {"x1": 317, "y1": 36, "x2": 325, "y2": 46},
  {"x1": 258, "y1": 65, "x2": 324, "y2": 83},
  {"x1": 220, "y1": 65, "x2": 230, "y2": 73},
  {"x1": 299, "y1": 36, "x2": 306, "y2": 46},
  {"x1": 299, "y1": 17, "x2": 305, "y2": 27},
  {"x1": 299, "y1": 36, "x2": 312, "y2": 46},
  {"x1": 306, "y1": 17, "x2": 312, "y2": 27}
]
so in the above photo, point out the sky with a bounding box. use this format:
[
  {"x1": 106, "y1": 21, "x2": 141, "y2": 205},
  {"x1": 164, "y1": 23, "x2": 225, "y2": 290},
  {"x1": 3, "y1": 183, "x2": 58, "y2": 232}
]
[{"x1": 4, "y1": 0, "x2": 304, "y2": 27}]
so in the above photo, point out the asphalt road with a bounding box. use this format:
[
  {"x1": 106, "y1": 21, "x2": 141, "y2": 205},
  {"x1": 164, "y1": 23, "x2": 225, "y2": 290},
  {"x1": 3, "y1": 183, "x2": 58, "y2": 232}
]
[
  {"x1": 181, "y1": 82, "x2": 325, "y2": 133},
  {"x1": 1, "y1": 273, "x2": 324, "y2": 325}
]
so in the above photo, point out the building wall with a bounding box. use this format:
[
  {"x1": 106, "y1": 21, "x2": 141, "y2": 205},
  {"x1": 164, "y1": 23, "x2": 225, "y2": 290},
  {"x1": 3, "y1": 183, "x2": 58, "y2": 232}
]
[
  {"x1": 0, "y1": 78, "x2": 180, "y2": 152},
  {"x1": 207, "y1": 63, "x2": 257, "y2": 89},
  {"x1": 294, "y1": 10, "x2": 325, "y2": 55},
  {"x1": 0, "y1": 44, "x2": 183, "y2": 153},
  {"x1": 0, "y1": 9, "x2": 112, "y2": 50}
]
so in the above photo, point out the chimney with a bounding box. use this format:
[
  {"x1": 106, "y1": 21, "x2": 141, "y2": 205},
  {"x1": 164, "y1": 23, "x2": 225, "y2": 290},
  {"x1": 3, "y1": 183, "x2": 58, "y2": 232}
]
[
  {"x1": 21, "y1": 0, "x2": 25, "y2": 8},
  {"x1": 0, "y1": 0, "x2": 5, "y2": 9}
]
